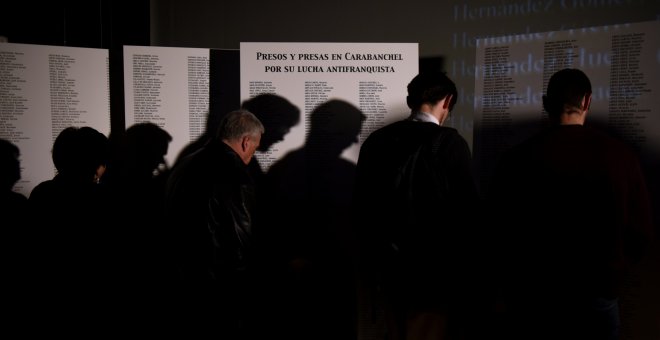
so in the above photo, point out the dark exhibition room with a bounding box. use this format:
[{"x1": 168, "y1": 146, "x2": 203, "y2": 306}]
[{"x1": 1, "y1": 1, "x2": 659, "y2": 339}]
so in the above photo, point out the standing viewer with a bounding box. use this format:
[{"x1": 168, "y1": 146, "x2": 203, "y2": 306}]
[
  {"x1": 354, "y1": 71, "x2": 480, "y2": 340},
  {"x1": 27, "y1": 126, "x2": 113, "y2": 330},
  {"x1": 0, "y1": 138, "x2": 27, "y2": 228},
  {"x1": 165, "y1": 109, "x2": 264, "y2": 337},
  {"x1": 490, "y1": 68, "x2": 653, "y2": 340},
  {"x1": 103, "y1": 122, "x2": 174, "y2": 325},
  {"x1": 1, "y1": 138, "x2": 29, "y2": 323}
]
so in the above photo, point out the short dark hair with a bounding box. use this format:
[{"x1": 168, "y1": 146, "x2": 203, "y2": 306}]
[
  {"x1": 406, "y1": 71, "x2": 458, "y2": 111},
  {"x1": 543, "y1": 68, "x2": 592, "y2": 117},
  {"x1": 52, "y1": 126, "x2": 109, "y2": 179}
]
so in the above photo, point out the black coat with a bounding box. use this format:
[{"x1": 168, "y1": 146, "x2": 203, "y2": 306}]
[
  {"x1": 166, "y1": 139, "x2": 256, "y2": 284},
  {"x1": 353, "y1": 119, "x2": 480, "y2": 305}
]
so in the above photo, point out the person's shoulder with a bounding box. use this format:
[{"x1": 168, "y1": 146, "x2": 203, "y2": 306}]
[
  {"x1": 368, "y1": 119, "x2": 452, "y2": 138},
  {"x1": 365, "y1": 120, "x2": 407, "y2": 137},
  {"x1": 27, "y1": 179, "x2": 62, "y2": 205},
  {"x1": 434, "y1": 125, "x2": 461, "y2": 137},
  {"x1": 583, "y1": 126, "x2": 638, "y2": 156},
  {"x1": 1, "y1": 190, "x2": 27, "y2": 205},
  {"x1": 429, "y1": 125, "x2": 467, "y2": 146},
  {"x1": 29, "y1": 179, "x2": 55, "y2": 196},
  {"x1": 361, "y1": 121, "x2": 402, "y2": 148}
]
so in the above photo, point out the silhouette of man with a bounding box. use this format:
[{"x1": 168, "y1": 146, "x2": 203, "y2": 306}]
[
  {"x1": 490, "y1": 68, "x2": 654, "y2": 340},
  {"x1": 353, "y1": 71, "x2": 480, "y2": 340},
  {"x1": 165, "y1": 110, "x2": 264, "y2": 337},
  {"x1": 262, "y1": 99, "x2": 365, "y2": 340}
]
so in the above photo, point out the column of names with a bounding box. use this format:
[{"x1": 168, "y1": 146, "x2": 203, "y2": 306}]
[
  {"x1": 358, "y1": 80, "x2": 387, "y2": 142},
  {"x1": 187, "y1": 55, "x2": 209, "y2": 139},
  {"x1": 0, "y1": 51, "x2": 28, "y2": 142},
  {"x1": 132, "y1": 54, "x2": 164, "y2": 124},
  {"x1": 609, "y1": 32, "x2": 649, "y2": 147},
  {"x1": 49, "y1": 54, "x2": 86, "y2": 139},
  {"x1": 304, "y1": 81, "x2": 333, "y2": 134}
]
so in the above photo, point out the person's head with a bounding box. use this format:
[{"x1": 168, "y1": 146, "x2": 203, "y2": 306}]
[
  {"x1": 52, "y1": 126, "x2": 109, "y2": 183},
  {"x1": 308, "y1": 99, "x2": 365, "y2": 155},
  {"x1": 543, "y1": 68, "x2": 592, "y2": 124},
  {"x1": 407, "y1": 71, "x2": 457, "y2": 125},
  {"x1": 0, "y1": 138, "x2": 21, "y2": 191},
  {"x1": 125, "y1": 122, "x2": 173, "y2": 175},
  {"x1": 241, "y1": 93, "x2": 300, "y2": 152},
  {"x1": 217, "y1": 110, "x2": 264, "y2": 165}
]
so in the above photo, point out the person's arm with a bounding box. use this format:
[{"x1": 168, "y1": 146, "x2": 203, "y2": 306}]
[{"x1": 624, "y1": 157, "x2": 654, "y2": 264}]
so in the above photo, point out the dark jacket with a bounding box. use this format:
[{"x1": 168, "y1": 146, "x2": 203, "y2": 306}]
[
  {"x1": 490, "y1": 124, "x2": 653, "y2": 299},
  {"x1": 354, "y1": 119, "x2": 479, "y2": 305},
  {"x1": 25, "y1": 174, "x2": 116, "y2": 324},
  {"x1": 165, "y1": 139, "x2": 256, "y2": 285}
]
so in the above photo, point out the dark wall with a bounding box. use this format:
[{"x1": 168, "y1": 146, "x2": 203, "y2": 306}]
[{"x1": 0, "y1": 0, "x2": 151, "y2": 136}]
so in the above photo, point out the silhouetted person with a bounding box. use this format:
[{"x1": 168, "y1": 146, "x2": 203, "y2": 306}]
[
  {"x1": 27, "y1": 126, "x2": 114, "y2": 330},
  {"x1": 177, "y1": 93, "x2": 300, "y2": 181},
  {"x1": 489, "y1": 68, "x2": 654, "y2": 340},
  {"x1": 1, "y1": 138, "x2": 29, "y2": 324},
  {"x1": 165, "y1": 110, "x2": 264, "y2": 338},
  {"x1": 0, "y1": 138, "x2": 27, "y2": 228},
  {"x1": 239, "y1": 93, "x2": 301, "y2": 333},
  {"x1": 353, "y1": 71, "x2": 480, "y2": 340},
  {"x1": 104, "y1": 122, "x2": 174, "y2": 325},
  {"x1": 262, "y1": 99, "x2": 364, "y2": 340}
]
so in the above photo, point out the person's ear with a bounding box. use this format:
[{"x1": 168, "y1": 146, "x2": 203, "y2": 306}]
[
  {"x1": 583, "y1": 93, "x2": 592, "y2": 112},
  {"x1": 241, "y1": 135, "x2": 250, "y2": 153},
  {"x1": 442, "y1": 94, "x2": 453, "y2": 110}
]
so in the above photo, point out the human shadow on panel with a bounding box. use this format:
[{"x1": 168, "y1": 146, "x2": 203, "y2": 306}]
[
  {"x1": 174, "y1": 108, "x2": 225, "y2": 165},
  {"x1": 175, "y1": 92, "x2": 300, "y2": 176},
  {"x1": 103, "y1": 122, "x2": 176, "y2": 326},
  {"x1": 1, "y1": 138, "x2": 29, "y2": 322},
  {"x1": 258, "y1": 99, "x2": 365, "y2": 340},
  {"x1": 240, "y1": 93, "x2": 301, "y2": 184},
  {"x1": 0, "y1": 138, "x2": 27, "y2": 230}
]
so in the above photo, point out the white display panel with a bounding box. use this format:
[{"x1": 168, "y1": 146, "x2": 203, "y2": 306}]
[
  {"x1": 0, "y1": 43, "x2": 110, "y2": 197},
  {"x1": 123, "y1": 45, "x2": 210, "y2": 166},
  {"x1": 240, "y1": 42, "x2": 419, "y2": 170}
]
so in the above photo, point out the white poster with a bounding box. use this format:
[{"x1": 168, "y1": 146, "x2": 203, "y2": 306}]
[
  {"x1": 123, "y1": 45, "x2": 209, "y2": 166},
  {"x1": 474, "y1": 21, "x2": 660, "y2": 190},
  {"x1": 240, "y1": 42, "x2": 418, "y2": 170},
  {"x1": 0, "y1": 43, "x2": 110, "y2": 197}
]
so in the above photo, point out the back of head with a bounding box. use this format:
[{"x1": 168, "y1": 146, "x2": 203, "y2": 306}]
[
  {"x1": 0, "y1": 138, "x2": 21, "y2": 190},
  {"x1": 52, "y1": 126, "x2": 109, "y2": 181},
  {"x1": 543, "y1": 68, "x2": 592, "y2": 119},
  {"x1": 406, "y1": 71, "x2": 458, "y2": 111},
  {"x1": 216, "y1": 109, "x2": 265, "y2": 142}
]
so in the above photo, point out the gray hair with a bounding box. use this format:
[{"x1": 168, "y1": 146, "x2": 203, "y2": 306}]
[{"x1": 216, "y1": 109, "x2": 265, "y2": 141}]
